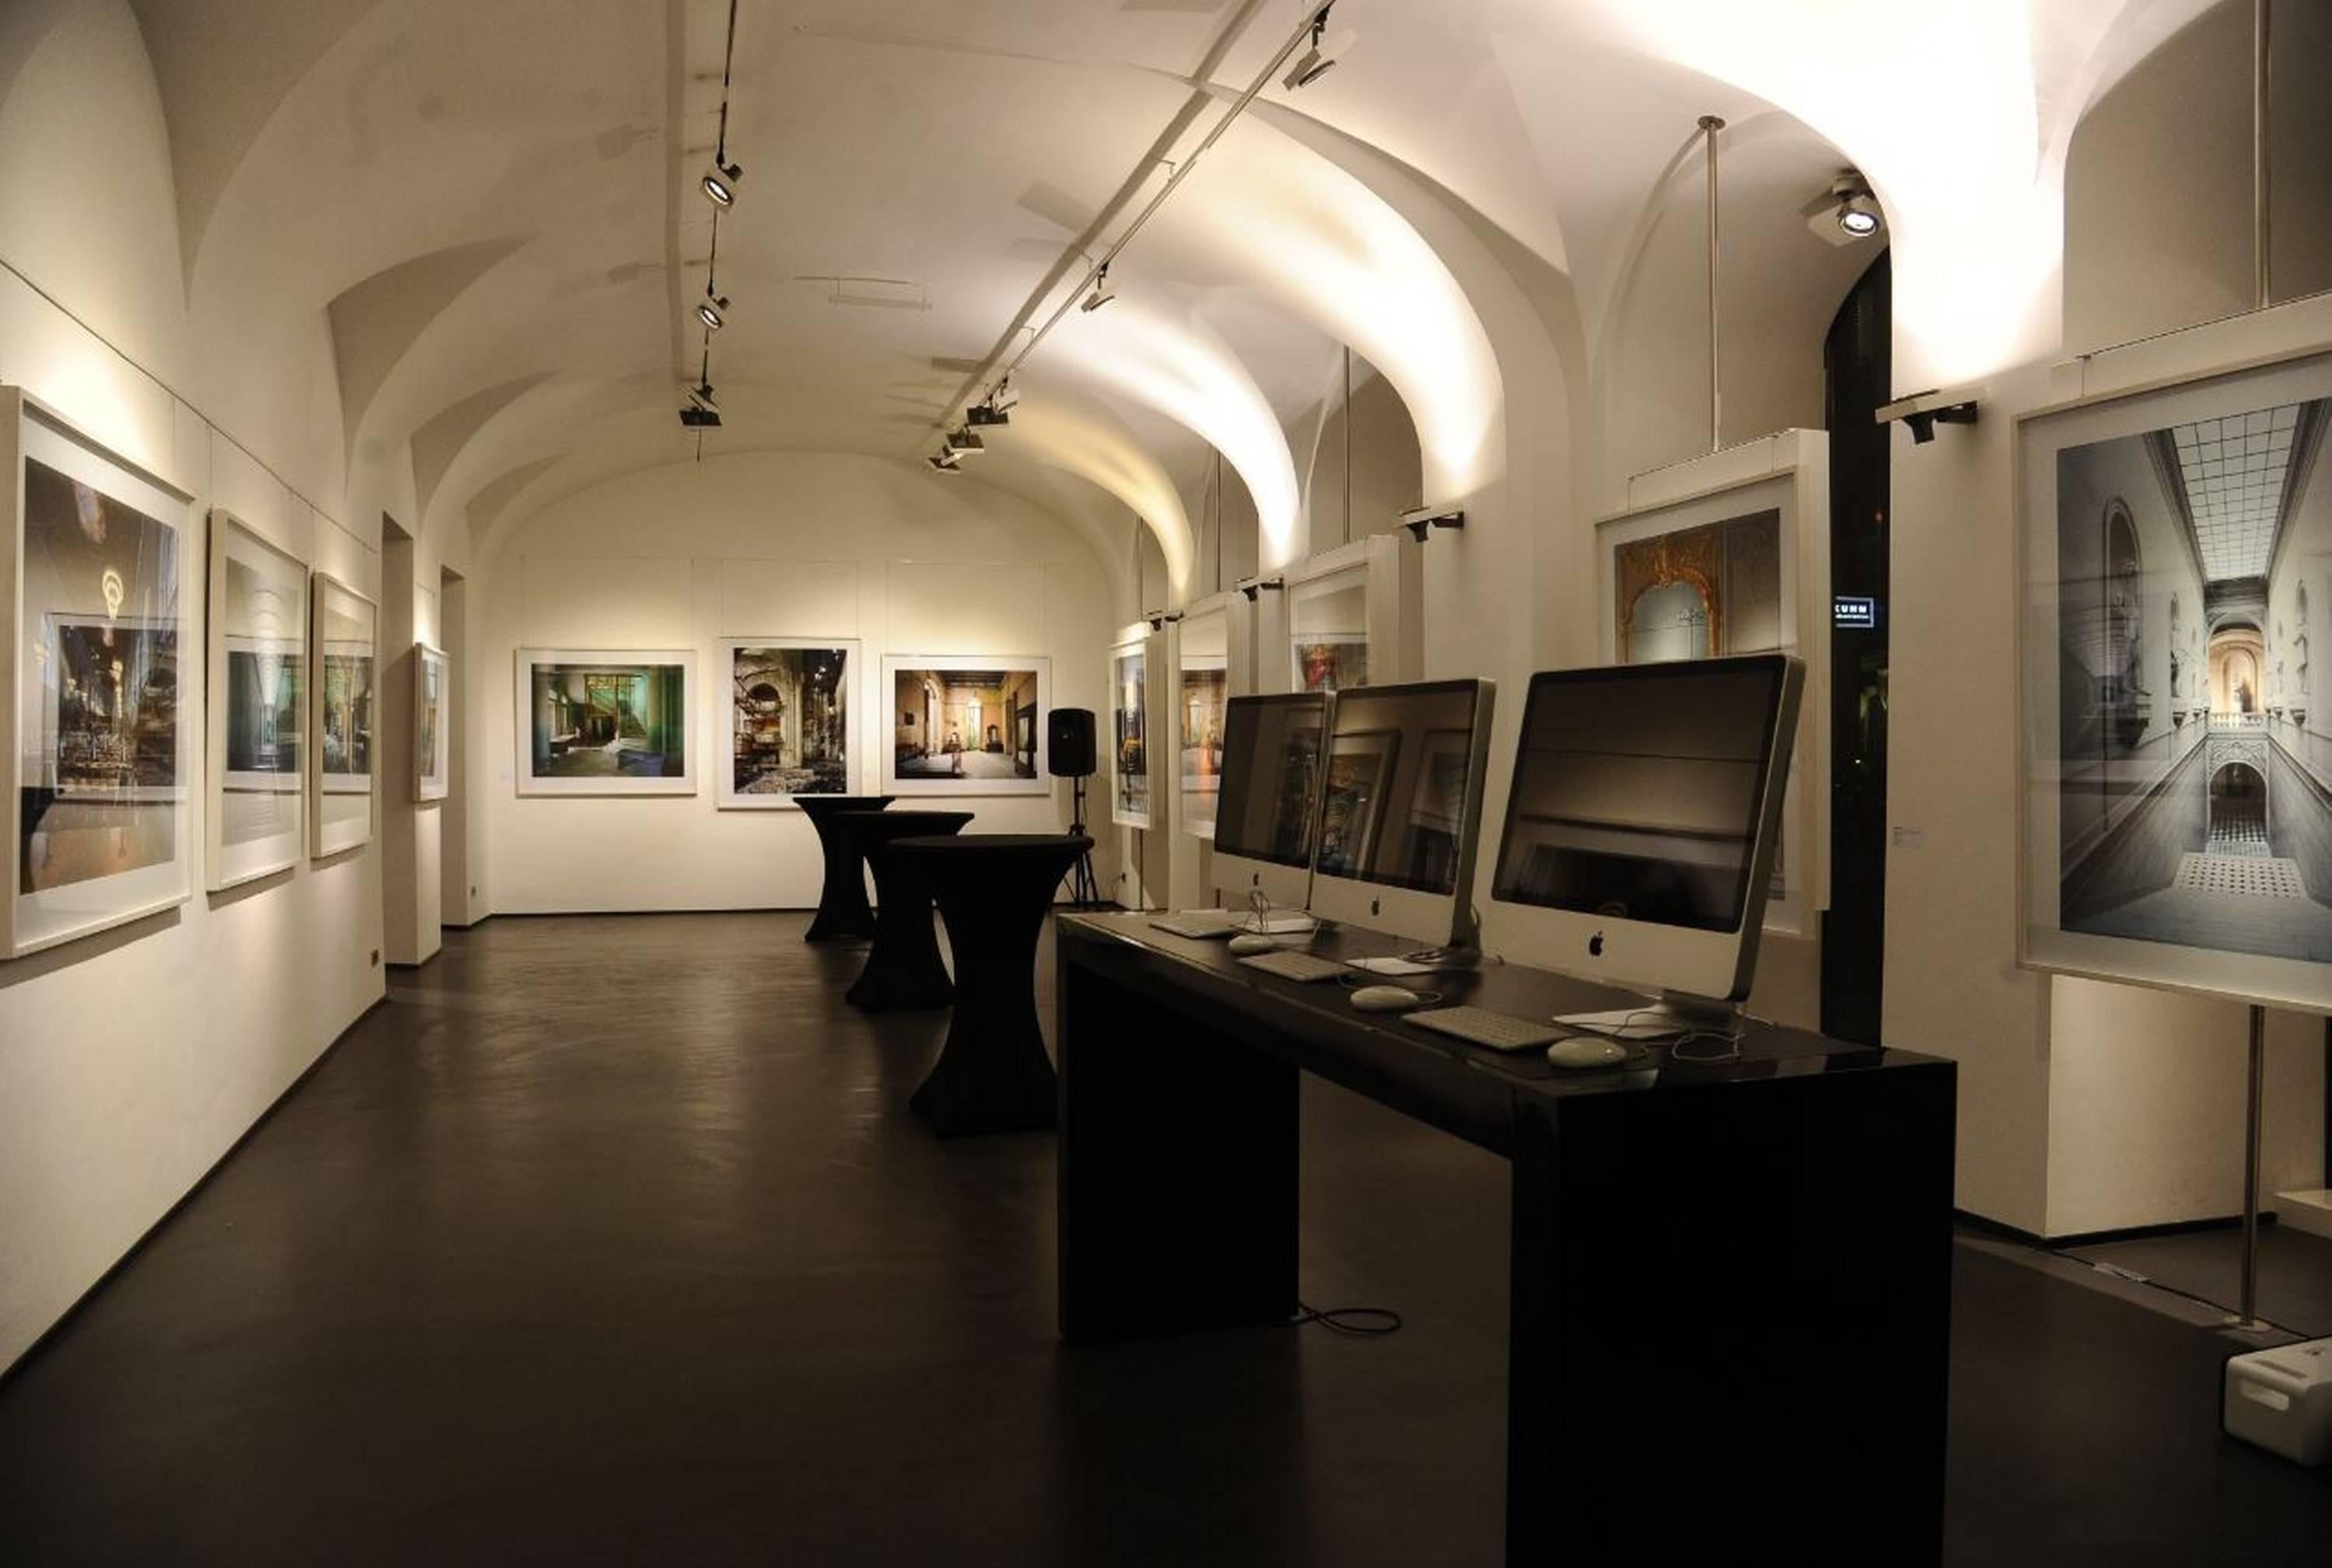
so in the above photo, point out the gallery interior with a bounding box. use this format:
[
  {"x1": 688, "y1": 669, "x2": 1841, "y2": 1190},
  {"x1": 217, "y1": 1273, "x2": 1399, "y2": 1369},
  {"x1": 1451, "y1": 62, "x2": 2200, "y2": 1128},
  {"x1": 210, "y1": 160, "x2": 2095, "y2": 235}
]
[{"x1": 2, "y1": 0, "x2": 2332, "y2": 1562}]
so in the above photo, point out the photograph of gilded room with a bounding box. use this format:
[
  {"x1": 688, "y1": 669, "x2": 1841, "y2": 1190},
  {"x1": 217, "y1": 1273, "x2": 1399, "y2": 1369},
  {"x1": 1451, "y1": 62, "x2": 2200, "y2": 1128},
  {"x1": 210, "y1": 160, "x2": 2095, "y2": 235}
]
[
  {"x1": 2057, "y1": 393, "x2": 2332, "y2": 960},
  {"x1": 529, "y1": 659, "x2": 688, "y2": 778},
  {"x1": 728, "y1": 644, "x2": 849, "y2": 798},
  {"x1": 892, "y1": 665, "x2": 1040, "y2": 781},
  {"x1": 1614, "y1": 508, "x2": 1782, "y2": 664},
  {"x1": 21, "y1": 456, "x2": 181, "y2": 896}
]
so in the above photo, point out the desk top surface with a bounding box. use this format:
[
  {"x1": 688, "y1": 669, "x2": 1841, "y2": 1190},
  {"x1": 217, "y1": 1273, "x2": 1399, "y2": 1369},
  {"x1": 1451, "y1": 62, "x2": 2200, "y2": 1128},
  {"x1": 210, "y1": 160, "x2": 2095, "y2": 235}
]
[{"x1": 1058, "y1": 912, "x2": 1947, "y2": 1126}]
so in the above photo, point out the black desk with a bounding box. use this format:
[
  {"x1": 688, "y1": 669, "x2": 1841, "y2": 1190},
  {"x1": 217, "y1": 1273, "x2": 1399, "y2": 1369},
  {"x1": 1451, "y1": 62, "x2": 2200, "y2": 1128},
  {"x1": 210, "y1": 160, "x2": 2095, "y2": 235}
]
[
  {"x1": 796, "y1": 794, "x2": 893, "y2": 942},
  {"x1": 842, "y1": 811, "x2": 969, "y2": 1012},
  {"x1": 899, "y1": 833, "x2": 1090, "y2": 1137},
  {"x1": 1055, "y1": 913, "x2": 1955, "y2": 1567}
]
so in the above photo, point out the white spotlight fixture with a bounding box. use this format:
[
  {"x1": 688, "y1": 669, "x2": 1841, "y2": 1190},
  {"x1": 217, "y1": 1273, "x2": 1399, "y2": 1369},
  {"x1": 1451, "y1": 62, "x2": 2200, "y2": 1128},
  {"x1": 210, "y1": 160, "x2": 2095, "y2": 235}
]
[
  {"x1": 1081, "y1": 265, "x2": 1115, "y2": 313},
  {"x1": 1809, "y1": 172, "x2": 1883, "y2": 246},
  {"x1": 990, "y1": 379, "x2": 1020, "y2": 413},
  {"x1": 697, "y1": 291, "x2": 730, "y2": 331},
  {"x1": 928, "y1": 449, "x2": 962, "y2": 474},
  {"x1": 1282, "y1": 5, "x2": 1351, "y2": 90},
  {"x1": 686, "y1": 381, "x2": 720, "y2": 413},
  {"x1": 700, "y1": 159, "x2": 744, "y2": 209}
]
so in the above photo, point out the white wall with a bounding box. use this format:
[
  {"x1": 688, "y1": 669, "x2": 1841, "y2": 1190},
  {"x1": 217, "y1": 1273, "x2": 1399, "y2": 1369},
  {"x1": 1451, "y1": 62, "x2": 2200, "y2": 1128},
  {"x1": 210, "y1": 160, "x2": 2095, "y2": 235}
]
[{"x1": 482, "y1": 451, "x2": 1114, "y2": 913}]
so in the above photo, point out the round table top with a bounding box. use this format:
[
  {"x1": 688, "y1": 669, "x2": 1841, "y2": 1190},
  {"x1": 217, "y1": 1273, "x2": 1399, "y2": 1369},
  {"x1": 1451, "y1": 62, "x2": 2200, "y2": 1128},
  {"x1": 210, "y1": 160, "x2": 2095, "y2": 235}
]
[
  {"x1": 795, "y1": 794, "x2": 895, "y2": 813},
  {"x1": 844, "y1": 810, "x2": 973, "y2": 840},
  {"x1": 892, "y1": 833, "x2": 1093, "y2": 856}
]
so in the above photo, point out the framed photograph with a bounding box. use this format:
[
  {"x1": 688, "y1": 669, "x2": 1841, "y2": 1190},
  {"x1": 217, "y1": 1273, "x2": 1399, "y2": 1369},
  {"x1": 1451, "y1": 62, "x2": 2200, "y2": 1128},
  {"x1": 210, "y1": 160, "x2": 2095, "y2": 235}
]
[
  {"x1": 515, "y1": 648, "x2": 694, "y2": 797},
  {"x1": 415, "y1": 642, "x2": 449, "y2": 803},
  {"x1": 309, "y1": 571, "x2": 376, "y2": 857},
  {"x1": 1316, "y1": 729, "x2": 1398, "y2": 877},
  {"x1": 718, "y1": 638, "x2": 856, "y2": 808},
  {"x1": 1290, "y1": 561, "x2": 1370, "y2": 693},
  {"x1": 1179, "y1": 645, "x2": 1229, "y2": 843},
  {"x1": 881, "y1": 655, "x2": 1050, "y2": 797},
  {"x1": 1110, "y1": 634, "x2": 1150, "y2": 829},
  {"x1": 1597, "y1": 432, "x2": 1831, "y2": 938},
  {"x1": 2, "y1": 394, "x2": 196, "y2": 955},
  {"x1": 207, "y1": 511, "x2": 305, "y2": 888},
  {"x1": 2019, "y1": 344, "x2": 2332, "y2": 1010}
]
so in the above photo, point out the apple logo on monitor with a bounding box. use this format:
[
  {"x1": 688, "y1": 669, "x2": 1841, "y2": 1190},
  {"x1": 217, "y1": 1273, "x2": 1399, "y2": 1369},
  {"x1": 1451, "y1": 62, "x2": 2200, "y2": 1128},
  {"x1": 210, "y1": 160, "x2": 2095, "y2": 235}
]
[{"x1": 1588, "y1": 931, "x2": 1605, "y2": 958}]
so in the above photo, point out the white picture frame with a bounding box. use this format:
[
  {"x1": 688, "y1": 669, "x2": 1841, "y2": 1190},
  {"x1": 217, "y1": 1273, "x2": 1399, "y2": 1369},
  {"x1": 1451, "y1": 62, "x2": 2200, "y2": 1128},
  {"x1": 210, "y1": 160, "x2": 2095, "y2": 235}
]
[
  {"x1": 1178, "y1": 600, "x2": 1232, "y2": 842},
  {"x1": 1108, "y1": 628, "x2": 1152, "y2": 829},
  {"x1": 1594, "y1": 431, "x2": 1832, "y2": 939},
  {"x1": 2, "y1": 391, "x2": 197, "y2": 955},
  {"x1": 880, "y1": 654, "x2": 1051, "y2": 797},
  {"x1": 715, "y1": 637, "x2": 859, "y2": 809},
  {"x1": 515, "y1": 648, "x2": 696, "y2": 798},
  {"x1": 207, "y1": 510, "x2": 306, "y2": 888},
  {"x1": 2017, "y1": 340, "x2": 2332, "y2": 1012},
  {"x1": 415, "y1": 641, "x2": 449, "y2": 804},
  {"x1": 309, "y1": 571, "x2": 377, "y2": 857}
]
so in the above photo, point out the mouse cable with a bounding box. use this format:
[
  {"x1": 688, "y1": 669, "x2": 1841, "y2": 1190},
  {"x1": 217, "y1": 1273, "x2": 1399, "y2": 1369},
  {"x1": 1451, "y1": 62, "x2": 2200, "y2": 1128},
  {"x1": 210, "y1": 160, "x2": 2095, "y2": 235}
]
[{"x1": 1292, "y1": 1301, "x2": 1404, "y2": 1338}]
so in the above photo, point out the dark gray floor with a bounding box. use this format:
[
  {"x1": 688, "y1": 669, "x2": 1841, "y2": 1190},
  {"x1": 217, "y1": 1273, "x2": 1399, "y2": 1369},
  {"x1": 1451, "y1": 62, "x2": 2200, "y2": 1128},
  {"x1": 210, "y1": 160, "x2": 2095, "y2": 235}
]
[
  {"x1": 0, "y1": 912, "x2": 2326, "y2": 1566},
  {"x1": 2069, "y1": 1225, "x2": 2332, "y2": 1340}
]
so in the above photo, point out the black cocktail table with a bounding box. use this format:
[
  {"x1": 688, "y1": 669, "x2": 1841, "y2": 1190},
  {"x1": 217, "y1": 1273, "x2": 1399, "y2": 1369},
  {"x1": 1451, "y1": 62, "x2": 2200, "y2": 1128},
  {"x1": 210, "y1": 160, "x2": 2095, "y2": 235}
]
[
  {"x1": 895, "y1": 833, "x2": 1090, "y2": 1137},
  {"x1": 842, "y1": 811, "x2": 972, "y2": 1012},
  {"x1": 796, "y1": 794, "x2": 895, "y2": 942}
]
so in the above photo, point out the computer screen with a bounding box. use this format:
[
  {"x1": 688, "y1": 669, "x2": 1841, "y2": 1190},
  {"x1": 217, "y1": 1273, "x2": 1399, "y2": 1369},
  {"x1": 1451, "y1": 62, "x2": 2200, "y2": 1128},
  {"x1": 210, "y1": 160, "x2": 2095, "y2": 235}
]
[
  {"x1": 1487, "y1": 655, "x2": 1801, "y2": 1015},
  {"x1": 1212, "y1": 693, "x2": 1329, "y2": 871},
  {"x1": 1306, "y1": 679, "x2": 1495, "y2": 948}
]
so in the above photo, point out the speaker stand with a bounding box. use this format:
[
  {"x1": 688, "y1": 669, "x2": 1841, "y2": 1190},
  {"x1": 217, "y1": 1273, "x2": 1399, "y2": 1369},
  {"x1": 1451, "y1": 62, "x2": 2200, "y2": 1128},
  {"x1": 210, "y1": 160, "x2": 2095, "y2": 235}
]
[{"x1": 1063, "y1": 775, "x2": 1105, "y2": 909}]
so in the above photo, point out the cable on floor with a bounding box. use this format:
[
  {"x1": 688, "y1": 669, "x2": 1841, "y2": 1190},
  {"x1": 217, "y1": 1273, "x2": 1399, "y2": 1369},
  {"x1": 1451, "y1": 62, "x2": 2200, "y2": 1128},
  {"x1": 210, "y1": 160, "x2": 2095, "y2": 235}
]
[{"x1": 1292, "y1": 1301, "x2": 1404, "y2": 1337}]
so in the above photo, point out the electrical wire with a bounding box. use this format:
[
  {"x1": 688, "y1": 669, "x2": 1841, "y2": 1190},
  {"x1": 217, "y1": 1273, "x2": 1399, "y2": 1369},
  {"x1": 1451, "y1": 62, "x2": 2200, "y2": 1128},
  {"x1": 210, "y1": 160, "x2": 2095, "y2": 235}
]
[{"x1": 1293, "y1": 1301, "x2": 1403, "y2": 1337}]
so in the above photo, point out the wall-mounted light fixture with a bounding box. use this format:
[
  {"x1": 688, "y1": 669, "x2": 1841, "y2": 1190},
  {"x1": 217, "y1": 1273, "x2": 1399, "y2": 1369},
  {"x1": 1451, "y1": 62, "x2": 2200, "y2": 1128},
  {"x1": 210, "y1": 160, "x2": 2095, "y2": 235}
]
[
  {"x1": 1400, "y1": 505, "x2": 1466, "y2": 543},
  {"x1": 1876, "y1": 383, "x2": 1984, "y2": 444},
  {"x1": 1143, "y1": 609, "x2": 1185, "y2": 632},
  {"x1": 1807, "y1": 171, "x2": 1883, "y2": 246},
  {"x1": 1236, "y1": 574, "x2": 1286, "y2": 602}
]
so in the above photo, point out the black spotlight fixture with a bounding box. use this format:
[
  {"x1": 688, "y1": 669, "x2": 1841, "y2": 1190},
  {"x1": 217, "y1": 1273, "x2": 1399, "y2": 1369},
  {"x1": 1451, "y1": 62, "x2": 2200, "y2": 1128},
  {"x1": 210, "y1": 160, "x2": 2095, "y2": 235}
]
[
  {"x1": 701, "y1": 159, "x2": 744, "y2": 209},
  {"x1": 944, "y1": 427, "x2": 986, "y2": 458},
  {"x1": 927, "y1": 449, "x2": 962, "y2": 475},
  {"x1": 1283, "y1": 4, "x2": 1349, "y2": 89},
  {"x1": 697, "y1": 290, "x2": 729, "y2": 331},
  {"x1": 965, "y1": 401, "x2": 1009, "y2": 428},
  {"x1": 1081, "y1": 264, "x2": 1115, "y2": 313}
]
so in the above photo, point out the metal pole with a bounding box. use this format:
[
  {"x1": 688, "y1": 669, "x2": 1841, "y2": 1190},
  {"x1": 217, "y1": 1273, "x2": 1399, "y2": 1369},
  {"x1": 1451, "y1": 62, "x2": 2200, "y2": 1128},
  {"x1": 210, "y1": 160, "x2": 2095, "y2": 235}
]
[
  {"x1": 1699, "y1": 115, "x2": 1726, "y2": 453},
  {"x1": 2238, "y1": 1002, "x2": 2267, "y2": 1329},
  {"x1": 2253, "y1": 0, "x2": 2272, "y2": 311}
]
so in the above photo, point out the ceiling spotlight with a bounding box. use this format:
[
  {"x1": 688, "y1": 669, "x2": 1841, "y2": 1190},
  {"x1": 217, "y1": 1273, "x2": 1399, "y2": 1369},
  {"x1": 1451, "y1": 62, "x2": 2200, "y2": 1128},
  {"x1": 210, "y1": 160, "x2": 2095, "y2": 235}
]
[
  {"x1": 1808, "y1": 172, "x2": 1883, "y2": 246},
  {"x1": 1283, "y1": 5, "x2": 1351, "y2": 90},
  {"x1": 965, "y1": 402, "x2": 1009, "y2": 428},
  {"x1": 944, "y1": 427, "x2": 986, "y2": 458},
  {"x1": 990, "y1": 379, "x2": 1020, "y2": 413},
  {"x1": 1081, "y1": 265, "x2": 1115, "y2": 313},
  {"x1": 927, "y1": 450, "x2": 962, "y2": 474},
  {"x1": 696, "y1": 292, "x2": 730, "y2": 331},
  {"x1": 686, "y1": 382, "x2": 720, "y2": 413},
  {"x1": 700, "y1": 159, "x2": 744, "y2": 209},
  {"x1": 679, "y1": 404, "x2": 721, "y2": 430}
]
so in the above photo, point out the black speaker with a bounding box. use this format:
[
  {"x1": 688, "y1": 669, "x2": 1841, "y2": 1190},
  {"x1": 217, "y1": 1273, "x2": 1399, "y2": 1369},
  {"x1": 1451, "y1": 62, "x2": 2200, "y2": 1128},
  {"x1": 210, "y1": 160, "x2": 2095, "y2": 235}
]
[{"x1": 1049, "y1": 707, "x2": 1096, "y2": 777}]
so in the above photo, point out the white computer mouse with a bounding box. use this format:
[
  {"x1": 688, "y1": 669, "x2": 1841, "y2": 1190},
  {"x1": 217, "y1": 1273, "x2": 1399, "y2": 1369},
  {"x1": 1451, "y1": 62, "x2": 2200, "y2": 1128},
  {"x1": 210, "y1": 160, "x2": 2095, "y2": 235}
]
[
  {"x1": 1227, "y1": 933, "x2": 1279, "y2": 955},
  {"x1": 1349, "y1": 985, "x2": 1424, "y2": 1013},
  {"x1": 1546, "y1": 1036, "x2": 1629, "y2": 1070}
]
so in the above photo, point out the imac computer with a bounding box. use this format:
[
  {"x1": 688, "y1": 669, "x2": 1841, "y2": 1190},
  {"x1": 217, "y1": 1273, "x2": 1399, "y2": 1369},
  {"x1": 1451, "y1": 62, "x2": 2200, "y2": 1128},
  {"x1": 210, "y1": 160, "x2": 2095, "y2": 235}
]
[
  {"x1": 1205, "y1": 691, "x2": 1332, "y2": 928},
  {"x1": 1305, "y1": 678, "x2": 1496, "y2": 955},
  {"x1": 1488, "y1": 652, "x2": 1804, "y2": 1039}
]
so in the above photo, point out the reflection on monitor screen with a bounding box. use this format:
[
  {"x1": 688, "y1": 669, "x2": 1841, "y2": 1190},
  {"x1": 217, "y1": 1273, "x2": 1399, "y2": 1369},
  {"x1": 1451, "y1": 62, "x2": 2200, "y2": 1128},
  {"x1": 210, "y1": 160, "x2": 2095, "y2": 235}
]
[
  {"x1": 1213, "y1": 694, "x2": 1328, "y2": 869},
  {"x1": 1314, "y1": 683, "x2": 1486, "y2": 896},
  {"x1": 1492, "y1": 662, "x2": 1786, "y2": 933}
]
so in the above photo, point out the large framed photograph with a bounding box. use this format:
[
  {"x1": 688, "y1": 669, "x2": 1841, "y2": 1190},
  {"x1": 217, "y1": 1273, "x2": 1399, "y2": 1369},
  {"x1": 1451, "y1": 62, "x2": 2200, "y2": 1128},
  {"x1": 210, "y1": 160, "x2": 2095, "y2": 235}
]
[
  {"x1": 1178, "y1": 606, "x2": 1230, "y2": 840},
  {"x1": 309, "y1": 571, "x2": 376, "y2": 857},
  {"x1": 1289, "y1": 559, "x2": 1370, "y2": 693},
  {"x1": 2, "y1": 393, "x2": 195, "y2": 955},
  {"x1": 2020, "y1": 344, "x2": 2332, "y2": 1010},
  {"x1": 415, "y1": 642, "x2": 449, "y2": 803},
  {"x1": 882, "y1": 655, "x2": 1049, "y2": 797},
  {"x1": 1597, "y1": 432, "x2": 1830, "y2": 938},
  {"x1": 1109, "y1": 633, "x2": 1150, "y2": 829},
  {"x1": 207, "y1": 511, "x2": 305, "y2": 888},
  {"x1": 515, "y1": 648, "x2": 694, "y2": 797},
  {"x1": 718, "y1": 638, "x2": 855, "y2": 808}
]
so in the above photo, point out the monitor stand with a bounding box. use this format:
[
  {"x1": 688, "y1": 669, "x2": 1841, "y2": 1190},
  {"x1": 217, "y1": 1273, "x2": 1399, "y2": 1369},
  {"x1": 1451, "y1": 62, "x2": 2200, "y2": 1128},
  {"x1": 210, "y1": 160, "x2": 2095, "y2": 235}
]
[{"x1": 1556, "y1": 990, "x2": 1739, "y2": 1043}]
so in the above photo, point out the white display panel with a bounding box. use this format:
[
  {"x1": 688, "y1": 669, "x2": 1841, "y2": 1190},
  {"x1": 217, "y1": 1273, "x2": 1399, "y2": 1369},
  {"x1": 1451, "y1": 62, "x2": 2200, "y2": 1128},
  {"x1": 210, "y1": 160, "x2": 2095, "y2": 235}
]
[
  {"x1": 1595, "y1": 432, "x2": 1831, "y2": 938},
  {"x1": 514, "y1": 648, "x2": 695, "y2": 798},
  {"x1": 880, "y1": 653, "x2": 1050, "y2": 797},
  {"x1": 2019, "y1": 343, "x2": 2332, "y2": 1011},
  {"x1": 716, "y1": 637, "x2": 858, "y2": 808},
  {"x1": 1108, "y1": 630, "x2": 1151, "y2": 829},
  {"x1": 2, "y1": 393, "x2": 197, "y2": 955},
  {"x1": 415, "y1": 641, "x2": 449, "y2": 804},
  {"x1": 208, "y1": 510, "x2": 306, "y2": 886},
  {"x1": 310, "y1": 571, "x2": 377, "y2": 854},
  {"x1": 1178, "y1": 604, "x2": 1230, "y2": 840}
]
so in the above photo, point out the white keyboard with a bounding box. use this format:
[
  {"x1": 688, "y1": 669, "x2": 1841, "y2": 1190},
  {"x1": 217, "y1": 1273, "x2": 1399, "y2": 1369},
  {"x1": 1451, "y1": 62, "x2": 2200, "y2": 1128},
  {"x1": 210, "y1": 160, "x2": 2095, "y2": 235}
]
[
  {"x1": 1237, "y1": 950, "x2": 1351, "y2": 983},
  {"x1": 1150, "y1": 911, "x2": 1242, "y2": 939},
  {"x1": 1406, "y1": 1007, "x2": 1564, "y2": 1052}
]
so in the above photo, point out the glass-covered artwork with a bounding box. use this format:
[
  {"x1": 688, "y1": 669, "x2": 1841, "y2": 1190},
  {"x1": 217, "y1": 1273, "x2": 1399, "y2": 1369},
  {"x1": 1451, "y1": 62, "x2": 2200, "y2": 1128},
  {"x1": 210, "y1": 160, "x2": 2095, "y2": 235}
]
[
  {"x1": 719, "y1": 639, "x2": 854, "y2": 808},
  {"x1": 1111, "y1": 641, "x2": 1150, "y2": 828},
  {"x1": 881, "y1": 655, "x2": 1050, "y2": 796},
  {"x1": 1291, "y1": 570, "x2": 1369, "y2": 692},
  {"x1": 416, "y1": 642, "x2": 449, "y2": 803},
  {"x1": 1614, "y1": 509, "x2": 1782, "y2": 664},
  {"x1": 309, "y1": 573, "x2": 375, "y2": 854},
  {"x1": 5, "y1": 398, "x2": 195, "y2": 954},
  {"x1": 207, "y1": 512, "x2": 305, "y2": 887},
  {"x1": 1180, "y1": 662, "x2": 1227, "y2": 839},
  {"x1": 516, "y1": 648, "x2": 693, "y2": 796},
  {"x1": 2022, "y1": 351, "x2": 2332, "y2": 1007}
]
